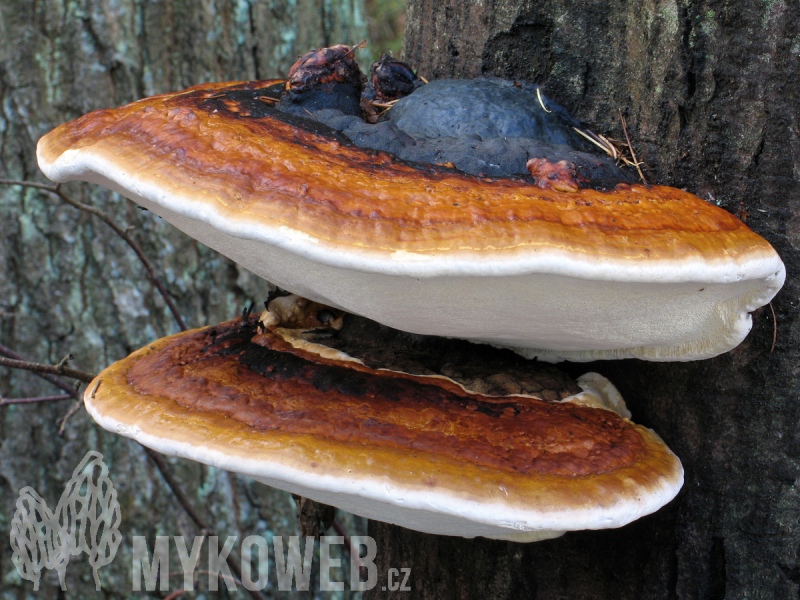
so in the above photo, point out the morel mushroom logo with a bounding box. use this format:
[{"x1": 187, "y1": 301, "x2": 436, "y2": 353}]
[{"x1": 10, "y1": 451, "x2": 121, "y2": 591}]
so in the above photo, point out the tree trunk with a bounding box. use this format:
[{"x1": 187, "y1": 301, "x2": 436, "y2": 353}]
[
  {"x1": 3, "y1": 0, "x2": 799, "y2": 598},
  {"x1": 365, "y1": 1, "x2": 800, "y2": 599},
  {"x1": 0, "y1": 2, "x2": 365, "y2": 597}
]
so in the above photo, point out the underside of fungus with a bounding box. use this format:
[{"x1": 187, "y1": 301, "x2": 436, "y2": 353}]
[
  {"x1": 37, "y1": 66, "x2": 785, "y2": 361},
  {"x1": 84, "y1": 301, "x2": 683, "y2": 542}
]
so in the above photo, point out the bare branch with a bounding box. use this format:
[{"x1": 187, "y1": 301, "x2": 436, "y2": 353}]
[
  {"x1": 0, "y1": 343, "x2": 261, "y2": 598},
  {"x1": 143, "y1": 447, "x2": 210, "y2": 530},
  {"x1": 0, "y1": 356, "x2": 95, "y2": 383},
  {"x1": 618, "y1": 110, "x2": 648, "y2": 185},
  {"x1": 142, "y1": 447, "x2": 267, "y2": 600},
  {"x1": 0, "y1": 394, "x2": 73, "y2": 406},
  {"x1": 343, "y1": 39, "x2": 368, "y2": 58},
  {"x1": 2, "y1": 180, "x2": 264, "y2": 598},
  {"x1": 57, "y1": 399, "x2": 86, "y2": 436},
  {"x1": 0, "y1": 347, "x2": 88, "y2": 435},
  {"x1": 0, "y1": 343, "x2": 83, "y2": 401},
  {"x1": 0, "y1": 178, "x2": 187, "y2": 332},
  {"x1": 770, "y1": 302, "x2": 777, "y2": 353}
]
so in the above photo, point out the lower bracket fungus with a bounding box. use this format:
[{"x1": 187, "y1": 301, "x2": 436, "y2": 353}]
[
  {"x1": 84, "y1": 298, "x2": 683, "y2": 542},
  {"x1": 37, "y1": 48, "x2": 785, "y2": 362}
]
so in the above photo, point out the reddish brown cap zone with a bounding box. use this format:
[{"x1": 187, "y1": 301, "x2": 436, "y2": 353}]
[
  {"x1": 37, "y1": 80, "x2": 771, "y2": 265},
  {"x1": 87, "y1": 318, "x2": 681, "y2": 516},
  {"x1": 286, "y1": 45, "x2": 364, "y2": 94}
]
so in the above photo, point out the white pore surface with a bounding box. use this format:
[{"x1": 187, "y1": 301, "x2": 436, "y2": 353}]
[
  {"x1": 85, "y1": 375, "x2": 683, "y2": 542},
  {"x1": 42, "y1": 148, "x2": 786, "y2": 362}
]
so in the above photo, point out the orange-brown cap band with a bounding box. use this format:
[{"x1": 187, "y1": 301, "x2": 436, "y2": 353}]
[
  {"x1": 128, "y1": 319, "x2": 646, "y2": 477},
  {"x1": 85, "y1": 317, "x2": 683, "y2": 540}
]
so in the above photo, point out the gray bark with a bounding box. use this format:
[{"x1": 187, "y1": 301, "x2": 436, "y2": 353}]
[
  {"x1": 4, "y1": 0, "x2": 799, "y2": 598},
  {"x1": 0, "y1": 1, "x2": 366, "y2": 598},
  {"x1": 365, "y1": 1, "x2": 800, "y2": 599}
]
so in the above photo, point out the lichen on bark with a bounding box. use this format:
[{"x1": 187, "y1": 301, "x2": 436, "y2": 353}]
[{"x1": 1, "y1": 1, "x2": 366, "y2": 598}]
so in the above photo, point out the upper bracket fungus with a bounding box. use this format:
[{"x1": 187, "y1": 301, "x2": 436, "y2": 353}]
[
  {"x1": 84, "y1": 304, "x2": 683, "y2": 541},
  {"x1": 37, "y1": 52, "x2": 785, "y2": 361}
]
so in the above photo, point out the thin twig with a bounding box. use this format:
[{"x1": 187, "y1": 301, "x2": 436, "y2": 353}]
[
  {"x1": 0, "y1": 346, "x2": 259, "y2": 599},
  {"x1": 0, "y1": 356, "x2": 95, "y2": 383},
  {"x1": 343, "y1": 40, "x2": 368, "y2": 58},
  {"x1": 55, "y1": 353, "x2": 74, "y2": 370},
  {"x1": 0, "y1": 343, "x2": 83, "y2": 401},
  {"x1": 164, "y1": 591, "x2": 185, "y2": 600},
  {"x1": 595, "y1": 132, "x2": 618, "y2": 159},
  {"x1": 0, "y1": 393, "x2": 72, "y2": 406},
  {"x1": 369, "y1": 100, "x2": 398, "y2": 109},
  {"x1": 574, "y1": 127, "x2": 614, "y2": 155},
  {"x1": 573, "y1": 122, "x2": 650, "y2": 184},
  {"x1": 618, "y1": 110, "x2": 648, "y2": 185},
  {"x1": 769, "y1": 302, "x2": 777, "y2": 353},
  {"x1": 536, "y1": 88, "x2": 551, "y2": 113},
  {"x1": 0, "y1": 179, "x2": 187, "y2": 331},
  {"x1": 375, "y1": 103, "x2": 397, "y2": 118},
  {"x1": 57, "y1": 399, "x2": 85, "y2": 436},
  {"x1": 144, "y1": 447, "x2": 210, "y2": 530},
  {"x1": 142, "y1": 447, "x2": 267, "y2": 600},
  {"x1": 0, "y1": 346, "x2": 88, "y2": 435}
]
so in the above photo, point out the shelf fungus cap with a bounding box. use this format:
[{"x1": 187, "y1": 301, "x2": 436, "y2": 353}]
[
  {"x1": 38, "y1": 80, "x2": 785, "y2": 361},
  {"x1": 85, "y1": 317, "x2": 683, "y2": 541}
]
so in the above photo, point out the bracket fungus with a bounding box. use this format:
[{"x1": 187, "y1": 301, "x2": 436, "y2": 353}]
[
  {"x1": 41, "y1": 50, "x2": 697, "y2": 540},
  {"x1": 84, "y1": 300, "x2": 683, "y2": 541},
  {"x1": 37, "y1": 51, "x2": 785, "y2": 361}
]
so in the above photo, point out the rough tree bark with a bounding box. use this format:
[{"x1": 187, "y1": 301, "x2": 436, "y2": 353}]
[
  {"x1": 364, "y1": 1, "x2": 800, "y2": 599},
  {"x1": 0, "y1": 1, "x2": 365, "y2": 598},
  {"x1": 3, "y1": 0, "x2": 798, "y2": 599}
]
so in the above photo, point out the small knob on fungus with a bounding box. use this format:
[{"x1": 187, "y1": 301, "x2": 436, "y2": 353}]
[
  {"x1": 286, "y1": 44, "x2": 365, "y2": 95},
  {"x1": 369, "y1": 54, "x2": 424, "y2": 102},
  {"x1": 282, "y1": 44, "x2": 366, "y2": 116},
  {"x1": 527, "y1": 158, "x2": 584, "y2": 192}
]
